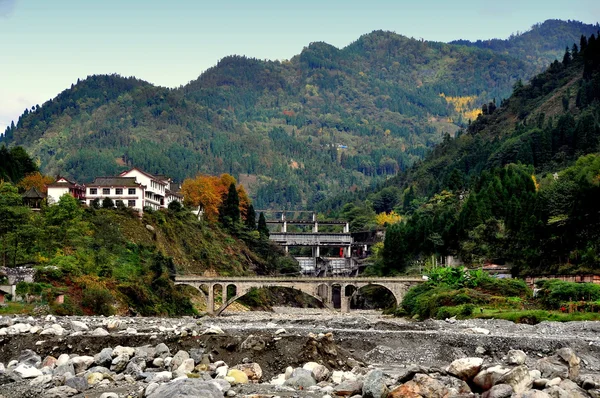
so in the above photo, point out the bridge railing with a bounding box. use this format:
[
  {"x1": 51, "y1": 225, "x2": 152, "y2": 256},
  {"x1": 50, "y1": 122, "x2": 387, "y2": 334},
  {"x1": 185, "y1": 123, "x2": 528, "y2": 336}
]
[
  {"x1": 269, "y1": 233, "x2": 352, "y2": 246},
  {"x1": 174, "y1": 275, "x2": 424, "y2": 282}
]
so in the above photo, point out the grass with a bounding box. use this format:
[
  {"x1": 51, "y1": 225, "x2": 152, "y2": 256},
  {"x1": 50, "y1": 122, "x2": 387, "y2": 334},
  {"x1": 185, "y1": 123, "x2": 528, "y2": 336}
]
[
  {"x1": 475, "y1": 308, "x2": 600, "y2": 324},
  {"x1": 0, "y1": 302, "x2": 36, "y2": 315}
]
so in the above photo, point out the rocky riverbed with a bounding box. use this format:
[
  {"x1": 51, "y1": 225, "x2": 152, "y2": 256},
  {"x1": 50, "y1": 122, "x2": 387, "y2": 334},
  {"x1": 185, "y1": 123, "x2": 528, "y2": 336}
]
[{"x1": 2, "y1": 308, "x2": 600, "y2": 397}]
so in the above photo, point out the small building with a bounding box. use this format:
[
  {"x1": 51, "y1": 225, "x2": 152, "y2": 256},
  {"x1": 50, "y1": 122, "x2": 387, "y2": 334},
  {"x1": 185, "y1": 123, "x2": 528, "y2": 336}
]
[
  {"x1": 47, "y1": 176, "x2": 85, "y2": 204},
  {"x1": 119, "y1": 168, "x2": 169, "y2": 211},
  {"x1": 21, "y1": 187, "x2": 46, "y2": 210}
]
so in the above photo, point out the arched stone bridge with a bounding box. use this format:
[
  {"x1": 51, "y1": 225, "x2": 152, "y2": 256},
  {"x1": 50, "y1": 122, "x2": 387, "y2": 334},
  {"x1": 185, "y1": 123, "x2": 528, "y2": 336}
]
[{"x1": 174, "y1": 276, "x2": 423, "y2": 316}]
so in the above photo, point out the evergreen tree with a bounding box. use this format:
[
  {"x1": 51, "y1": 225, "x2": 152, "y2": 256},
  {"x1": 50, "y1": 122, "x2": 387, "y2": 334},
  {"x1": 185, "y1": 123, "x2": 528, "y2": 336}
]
[
  {"x1": 220, "y1": 182, "x2": 240, "y2": 226},
  {"x1": 245, "y1": 204, "x2": 257, "y2": 230},
  {"x1": 257, "y1": 212, "x2": 269, "y2": 237},
  {"x1": 102, "y1": 197, "x2": 114, "y2": 208},
  {"x1": 562, "y1": 47, "x2": 571, "y2": 66}
]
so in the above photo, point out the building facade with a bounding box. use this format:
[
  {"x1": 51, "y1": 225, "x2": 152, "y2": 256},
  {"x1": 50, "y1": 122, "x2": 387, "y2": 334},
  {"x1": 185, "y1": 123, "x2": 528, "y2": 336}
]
[{"x1": 47, "y1": 177, "x2": 85, "y2": 205}]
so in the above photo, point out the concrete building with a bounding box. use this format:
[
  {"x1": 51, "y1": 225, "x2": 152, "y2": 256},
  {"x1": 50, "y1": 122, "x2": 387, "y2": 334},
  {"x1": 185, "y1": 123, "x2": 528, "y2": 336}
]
[
  {"x1": 86, "y1": 177, "x2": 145, "y2": 211},
  {"x1": 46, "y1": 176, "x2": 85, "y2": 205}
]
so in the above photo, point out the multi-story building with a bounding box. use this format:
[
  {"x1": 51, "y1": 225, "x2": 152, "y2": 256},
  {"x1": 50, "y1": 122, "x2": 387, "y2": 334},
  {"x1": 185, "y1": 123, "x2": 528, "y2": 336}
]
[
  {"x1": 47, "y1": 167, "x2": 183, "y2": 214},
  {"x1": 47, "y1": 176, "x2": 85, "y2": 205}
]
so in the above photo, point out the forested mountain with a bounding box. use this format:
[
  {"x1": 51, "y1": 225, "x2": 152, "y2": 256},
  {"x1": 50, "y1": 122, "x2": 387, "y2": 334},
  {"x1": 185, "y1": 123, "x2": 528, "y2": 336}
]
[
  {"x1": 1, "y1": 20, "x2": 597, "y2": 209},
  {"x1": 332, "y1": 33, "x2": 600, "y2": 276}
]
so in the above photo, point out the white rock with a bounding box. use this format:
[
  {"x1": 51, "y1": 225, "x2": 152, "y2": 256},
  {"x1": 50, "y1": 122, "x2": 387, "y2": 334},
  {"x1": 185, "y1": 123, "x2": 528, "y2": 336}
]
[
  {"x1": 270, "y1": 373, "x2": 286, "y2": 385},
  {"x1": 70, "y1": 356, "x2": 95, "y2": 373},
  {"x1": 71, "y1": 321, "x2": 89, "y2": 331},
  {"x1": 113, "y1": 345, "x2": 135, "y2": 357},
  {"x1": 331, "y1": 370, "x2": 344, "y2": 384},
  {"x1": 202, "y1": 325, "x2": 225, "y2": 335},
  {"x1": 465, "y1": 327, "x2": 490, "y2": 335},
  {"x1": 266, "y1": 322, "x2": 277, "y2": 328},
  {"x1": 275, "y1": 328, "x2": 287, "y2": 335},
  {"x1": 99, "y1": 393, "x2": 119, "y2": 398},
  {"x1": 447, "y1": 357, "x2": 484, "y2": 380},
  {"x1": 29, "y1": 374, "x2": 52, "y2": 386},
  {"x1": 508, "y1": 349, "x2": 527, "y2": 365},
  {"x1": 91, "y1": 327, "x2": 109, "y2": 336},
  {"x1": 216, "y1": 366, "x2": 229, "y2": 379},
  {"x1": 151, "y1": 371, "x2": 172, "y2": 383},
  {"x1": 285, "y1": 366, "x2": 294, "y2": 380},
  {"x1": 44, "y1": 315, "x2": 56, "y2": 322},
  {"x1": 303, "y1": 362, "x2": 330, "y2": 382},
  {"x1": 0, "y1": 328, "x2": 7, "y2": 336},
  {"x1": 14, "y1": 364, "x2": 43, "y2": 379},
  {"x1": 56, "y1": 354, "x2": 70, "y2": 367},
  {"x1": 8, "y1": 323, "x2": 31, "y2": 334},
  {"x1": 146, "y1": 382, "x2": 160, "y2": 396},
  {"x1": 126, "y1": 327, "x2": 137, "y2": 335},
  {"x1": 29, "y1": 326, "x2": 42, "y2": 334}
]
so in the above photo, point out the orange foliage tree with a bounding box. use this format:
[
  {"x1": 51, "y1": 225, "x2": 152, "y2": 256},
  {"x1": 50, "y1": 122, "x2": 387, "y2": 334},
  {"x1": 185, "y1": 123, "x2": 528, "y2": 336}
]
[
  {"x1": 181, "y1": 173, "x2": 250, "y2": 222},
  {"x1": 17, "y1": 172, "x2": 54, "y2": 193}
]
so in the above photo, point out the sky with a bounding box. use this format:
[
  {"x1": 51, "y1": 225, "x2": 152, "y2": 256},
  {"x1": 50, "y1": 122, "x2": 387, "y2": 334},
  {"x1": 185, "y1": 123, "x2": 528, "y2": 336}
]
[{"x1": 1, "y1": 0, "x2": 599, "y2": 132}]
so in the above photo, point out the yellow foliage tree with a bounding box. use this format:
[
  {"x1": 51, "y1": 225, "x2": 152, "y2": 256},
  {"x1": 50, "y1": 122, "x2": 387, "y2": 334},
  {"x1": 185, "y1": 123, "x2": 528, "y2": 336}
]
[
  {"x1": 17, "y1": 172, "x2": 54, "y2": 193},
  {"x1": 375, "y1": 211, "x2": 402, "y2": 226}
]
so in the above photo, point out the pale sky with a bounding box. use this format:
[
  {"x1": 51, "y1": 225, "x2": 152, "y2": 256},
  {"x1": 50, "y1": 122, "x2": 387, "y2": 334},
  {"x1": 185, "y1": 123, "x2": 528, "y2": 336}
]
[{"x1": 1, "y1": 0, "x2": 599, "y2": 132}]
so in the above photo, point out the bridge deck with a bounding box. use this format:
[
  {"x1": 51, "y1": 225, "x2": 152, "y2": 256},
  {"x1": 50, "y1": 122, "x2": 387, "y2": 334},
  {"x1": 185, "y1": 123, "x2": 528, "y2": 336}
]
[{"x1": 269, "y1": 233, "x2": 352, "y2": 246}]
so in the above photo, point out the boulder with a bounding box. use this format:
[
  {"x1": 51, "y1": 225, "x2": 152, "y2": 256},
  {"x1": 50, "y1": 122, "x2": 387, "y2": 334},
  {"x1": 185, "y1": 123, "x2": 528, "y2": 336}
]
[
  {"x1": 41, "y1": 356, "x2": 58, "y2": 369},
  {"x1": 520, "y1": 391, "x2": 551, "y2": 398},
  {"x1": 556, "y1": 348, "x2": 580, "y2": 368},
  {"x1": 150, "y1": 371, "x2": 172, "y2": 383},
  {"x1": 91, "y1": 327, "x2": 109, "y2": 336},
  {"x1": 14, "y1": 364, "x2": 43, "y2": 379},
  {"x1": 482, "y1": 384, "x2": 513, "y2": 398},
  {"x1": 86, "y1": 372, "x2": 104, "y2": 385},
  {"x1": 241, "y1": 335, "x2": 266, "y2": 351},
  {"x1": 171, "y1": 350, "x2": 190, "y2": 369},
  {"x1": 284, "y1": 368, "x2": 316, "y2": 389},
  {"x1": 189, "y1": 348, "x2": 205, "y2": 364},
  {"x1": 333, "y1": 379, "x2": 363, "y2": 396},
  {"x1": 535, "y1": 358, "x2": 569, "y2": 379},
  {"x1": 543, "y1": 386, "x2": 571, "y2": 397},
  {"x1": 123, "y1": 361, "x2": 144, "y2": 380},
  {"x1": 389, "y1": 374, "x2": 448, "y2": 398},
  {"x1": 498, "y1": 365, "x2": 533, "y2": 394},
  {"x1": 227, "y1": 368, "x2": 249, "y2": 384},
  {"x1": 94, "y1": 348, "x2": 113, "y2": 368},
  {"x1": 473, "y1": 365, "x2": 510, "y2": 390},
  {"x1": 54, "y1": 363, "x2": 76, "y2": 378},
  {"x1": 29, "y1": 374, "x2": 52, "y2": 387},
  {"x1": 18, "y1": 350, "x2": 41, "y2": 367},
  {"x1": 155, "y1": 343, "x2": 171, "y2": 358},
  {"x1": 112, "y1": 345, "x2": 135, "y2": 358},
  {"x1": 362, "y1": 368, "x2": 388, "y2": 398},
  {"x1": 507, "y1": 349, "x2": 527, "y2": 365},
  {"x1": 447, "y1": 357, "x2": 484, "y2": 380},
  {"x1": 233, "y1": 362, "x2": 263, "y2": 381},
  {"x1": 70, "y1": 321, "x2": 89, "y2": 331},
  {"x1": 70, "y1": 356, "x2": 95, "y2": 374},
  {"x1": 202, "y1": 325, "x2": 225, "y2": 335},
  {"x1": 110, "y1": 354, "x2": 130, "y2": 373},
  {"x1": 558, "y1": 379, "x2": 588, "y2": 398},
  {"x1": 64, "y1": 375, "x2": 89, "y2": 392},
  {"x1": 56, "y1": 354, "x2": 70, "y2": 367},
  {"x1": 173, "y1": 358, "x2": 195, "y2": 378},
  {"x1": 99, "y1": 394, "x2": 119, "y2": 398},
  {"x1": 303, "y1": 362, "x2": 329, "y2": 382},
  {"x1": 146, "y1": 378, "x2": 224, "y2": 398},
  {"x1": 396, "y1": 364, "x2": 427, "y2": 383}
]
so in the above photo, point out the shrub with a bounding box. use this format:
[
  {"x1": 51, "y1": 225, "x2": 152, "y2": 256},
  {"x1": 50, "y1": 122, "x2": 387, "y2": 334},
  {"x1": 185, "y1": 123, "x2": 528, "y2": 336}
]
[
  {"x1": 536, "y1": 280, "x2": 600, "y2": 309},
  {"x1": 461, "y1": 304, "x2": 475, "y2": 316},
  {"x1": 81, "y1": 288, "x2": 115, "y2": 316},
  {"x1": 102, "y1": 197, "x2": 114, "y2": 208}
]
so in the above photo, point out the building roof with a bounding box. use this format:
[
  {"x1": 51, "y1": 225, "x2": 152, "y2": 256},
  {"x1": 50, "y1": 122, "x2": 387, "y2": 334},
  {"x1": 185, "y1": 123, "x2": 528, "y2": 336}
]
[
  {"x1": 166, "y1": 189, "x2": 183, "y2": 198},
  {"x1": 120, "y1": 168, "x2": 168, "y2": 185},
  {"x1": 21, "y1": 187, "x2": 46, "y2": 199},
  {"x1": 87, "y1": 177, "x2": 143, "y2": 188},
  {"x1": 47, "y1": 175, "x2": 80, "y2": 188}
]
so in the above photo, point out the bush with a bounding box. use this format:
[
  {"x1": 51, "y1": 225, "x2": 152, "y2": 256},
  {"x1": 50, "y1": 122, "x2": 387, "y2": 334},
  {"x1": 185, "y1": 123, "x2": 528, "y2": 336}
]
[
  {"x1": 536, "y1": 280, "x2": 600, "y2": 309},
  {"x1": 102, "y1": 197, "x2": 114, "y2": 208},
  {"x1": 81, "y1": 288, "x2": 115, "y2": 316},
  {"x1": 461, "y1": 304, "x2": 475, "y2": 316}
]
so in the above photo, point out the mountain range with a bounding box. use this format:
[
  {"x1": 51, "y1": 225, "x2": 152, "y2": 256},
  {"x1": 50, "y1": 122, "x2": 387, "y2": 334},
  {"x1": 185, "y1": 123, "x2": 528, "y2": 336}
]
[{"x1": 2, "y1": 19, "x2": 598, "y2": 209}]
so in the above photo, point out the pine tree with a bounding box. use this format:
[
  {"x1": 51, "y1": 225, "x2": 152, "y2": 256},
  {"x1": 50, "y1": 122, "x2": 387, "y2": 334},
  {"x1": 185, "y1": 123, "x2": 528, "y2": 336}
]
[
  {"x1": 257, "y1": 212, "x2": 269, "y2": 237},
  {"x1": 562, "y1": 47, "x2": 571, "y2": 66},
  {"x1": 245, "y1": 204, "x2": 257, "y2": 230},
  {"x1": 220, "y1": 182, "x2": 240, "y2": 227}
]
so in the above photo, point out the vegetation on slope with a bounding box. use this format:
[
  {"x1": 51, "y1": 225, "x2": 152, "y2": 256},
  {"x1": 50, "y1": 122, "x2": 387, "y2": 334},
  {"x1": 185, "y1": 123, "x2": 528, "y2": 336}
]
[
  {"x1": 322, "y1": 33, "x2": 600, "y2": 276},
  {"x1": 2, "y1": 21, "x2": 597, "y2": 209}
]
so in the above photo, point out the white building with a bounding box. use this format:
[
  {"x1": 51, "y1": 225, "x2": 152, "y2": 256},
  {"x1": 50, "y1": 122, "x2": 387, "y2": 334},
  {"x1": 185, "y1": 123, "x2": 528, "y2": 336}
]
[
  {"x1": 86, "y1": 177, "x2": 145, "y2": 211},
  {"x1": 119, "y1": 168, "x2": 182, "y2": 211},
  {"x1": 47, "y1": 176, "x2": 86, "y2": 205}
]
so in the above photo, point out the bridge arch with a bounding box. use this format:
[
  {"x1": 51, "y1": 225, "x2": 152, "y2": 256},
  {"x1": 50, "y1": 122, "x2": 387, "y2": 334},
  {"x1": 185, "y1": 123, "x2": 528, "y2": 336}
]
[{"x1": 352, "y1": 283, "x2": 404, "y2": 309}]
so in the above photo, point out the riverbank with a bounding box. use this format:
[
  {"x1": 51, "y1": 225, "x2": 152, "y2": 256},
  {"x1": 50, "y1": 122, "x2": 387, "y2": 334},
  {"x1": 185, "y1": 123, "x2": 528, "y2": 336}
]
[{"x1": 2, "y1": 308, "x2": 600, "y2": 397}]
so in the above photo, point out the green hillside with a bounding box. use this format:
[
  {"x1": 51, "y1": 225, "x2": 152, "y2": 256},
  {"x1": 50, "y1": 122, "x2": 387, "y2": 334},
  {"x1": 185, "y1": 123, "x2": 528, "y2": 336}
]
[
  {"x1": 332, "y1": 33, "x2": 600, "y2": 276},
  {"x1": 2, "y1": 20, "x2": 598, "y2": 209}
]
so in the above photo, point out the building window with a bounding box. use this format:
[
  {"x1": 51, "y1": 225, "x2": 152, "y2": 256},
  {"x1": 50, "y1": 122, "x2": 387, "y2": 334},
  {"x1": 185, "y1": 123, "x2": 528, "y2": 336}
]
[
  {"x1": 128, "y1": 200, "x2": 136, "y2": 207},
  {"x1": 116, "y1": 188, "x2": 123, "y2": 195},
  {"x1": 128, "y1": 188, "x2": 136, "y2": 195},
  {"x1": 90, "y1": 188, "x2": 97, "y2": 195},
  {"x1": 102, "y1": 188, "x2": 110, "y2": 195}
]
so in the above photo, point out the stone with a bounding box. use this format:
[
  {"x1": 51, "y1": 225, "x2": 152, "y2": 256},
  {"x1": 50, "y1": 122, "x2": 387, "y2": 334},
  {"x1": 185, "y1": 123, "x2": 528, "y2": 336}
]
[
  {"x1": 91, "y1": 327, "x2": 109, "y2": 336},
  {"x1": 234, "y1": 362, "x2": 263, "y2": 381},
  {"x1": 54, "y1": 363, "x2": 76, "y2": 378},
  {"x1": 150, "y1": 371, "x2": 172, "y2": 383},
  {"x1": 535, "y1": 358, "x2": 569, "y2": 379},
  {"x1": 556, "y1": 348, "x2": 580, "y2": 368},
  {"x1": 153, "y1": 357, "x2": 165, "y2": 368},
  {"x1": 333, "y1": 380, "x2": 363, "y2": 396},
  {"x1": 275, "y1": 328, "x2": 287, "y2": 335},
  {"x1": 508, "y1": 349, "x2": 527, "y2": 365},
  {"x1": 498, "y1": 365, "x2": 533, "y2": 394},
  {"x1": 447, "y1": 357, "x2": 484, "y2": 380},
  {"x1": 466, "y1": 327, "x2": 490, "y2": 335},
  {"x1": 106, "y1": 319, "x2": 123, "y2": 330},
  {"x1": 476, "y1": 346, "x2": 487, "y2": 355},
  {"x1": 396, "y1": 364, "x2": 427, "y2": 383},
  {"x1": 241, "y1": 335, "x2": 266, "y2": 351},
  {"x1": 124, "y1": 361, "x2": 144, "y2": 380},
  {"x1": 99, "y1": 394, "x2": 118, "y2": 398},
  {"x1": 18, "y1": 349, "x2": 41, "y2": 367},
  {"x1": 86, "y1": 372, "x2": 104, "y2": 385},
  {"x1": 211, "y1": 378, "x2": 232, "y2": 392},
  {"x1": 215, "y1": 365, "x2": 229, "y2": 378},
  {"x1": 65, "y1": 375, "x2": 89, "y2": 392},
  {"x1": 70, "y1": 356, "x2": 95, "y2": 373},
  {"x1": 171, "y1": 350, "x2": 190, "y2": 369},
  {"x1": 29, "y1": 373, "x2": 52, "y2": 386},
  {"x1": 110, "y1": 354, "x2": 130, "y2": 373},
  {"x1": 44, "y1": 386, "x2": 79, "y2": 398},
  {"x1": 146, "y1": 378, "x2": 224, "y2": 398},
  {"x1": 227, "y1": 368, "x2": 249, "y2": 384},
  {"x1": 189, "y1": 348, "x2": 205, "y2": 364},
  {"x1": 202, "y1": 325, "x2": 225, "y2": 335},
  {"x1": 8, "y1": 323, "x2": 32, "y2": 334},
  {"x1": 70, "y1": 320, "x2": 88, "y2": 331},
  {"x1": 155, "y1": 343, "x2": 171, "y2": 358},
  {"x1": 389, "y1": 374, "x2": 448, "y2": 398},
  {"x1": 473, "y1": 365, "x2": 510, "y2": 390},
  {"x1": 533, "y1": 378, "x2": 549, "y2": 389},
  {"x1": 530, "y1": 369, "x2": 542, "y2": 379},
  {"x1": 285, "y1": 369, "x2": 317, "y2": 389},
  {"x1": 303, "y1": 362, "x2": 329, "y2": 383},
  {"x1": 482, "y1": 383, "x2": 513, "y2": 398},
  {"x1": 41, "y1": 324, "x2": 64, "y2": 336},
  {"x1": 362, "y1": 368, "x2": 388, "y2": 398},
  {"x1": 544, "y1": 386, "x2": 570, "y2": 397},
  {"x1": 558, "y1": 379, "x2": 588, "y2": 398},
  {"x1": 42, "y1": 355, "x2": 58, "y2": 369},
  {"x1": 94, "y1": 347, "x2": 113, "y2": 367},
  {"x1": 113, "y1": 345, "x2": 135, "y2": 358},
  {"x1": 270, "y1": 373, "x2": 286, "y2": 385},
  {"x1": 520, "y1": 391, "x2": 551, "y2": 398},
  {"x1": 174, "y1": 358, "x2": 195, "y2": 378},
  {"x1": 56, "y1": 354, "x2": 70, "y2": 367},
  {"x1": 14, "y1": 364, "x2": 42, "y2": 379}
]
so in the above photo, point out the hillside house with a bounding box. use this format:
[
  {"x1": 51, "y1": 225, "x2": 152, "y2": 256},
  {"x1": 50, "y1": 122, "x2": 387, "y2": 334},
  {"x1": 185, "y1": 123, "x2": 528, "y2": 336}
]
[
  {"x1": 46, "y1": 176, "x2": 85, "y2": 205},
  {"x1": 86, "y1": 177, "x2": 145, "y2": 211}
]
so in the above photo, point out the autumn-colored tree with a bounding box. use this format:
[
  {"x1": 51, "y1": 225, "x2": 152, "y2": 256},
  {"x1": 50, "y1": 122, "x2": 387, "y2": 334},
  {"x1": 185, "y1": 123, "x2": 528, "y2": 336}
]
[
  {"x1": 17, "y1": 172, "x2": 54, "y2": 194},
  {"x1": 181, "y1": 173, "x2": 250, "y2": 223}
]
